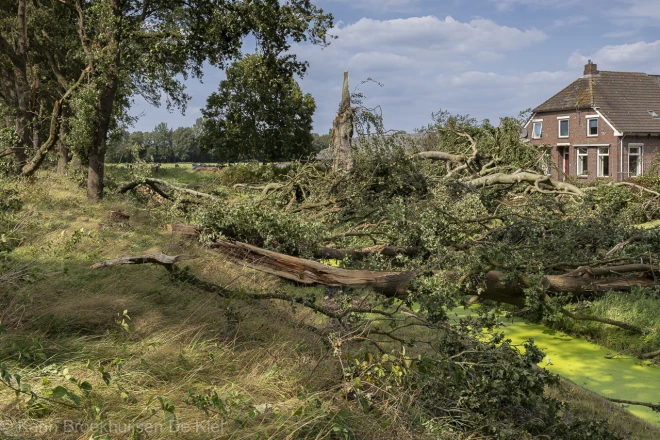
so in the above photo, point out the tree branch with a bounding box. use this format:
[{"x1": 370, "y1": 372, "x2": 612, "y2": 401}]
[
  {"x1": 119, "y1": 178, "x2": 217, "y2": 200},
  {"x1": 90, "y1": 252, "x2": 198, "y2": 269},
  {"x1": 558, "y1": 308, "x2": 643, "y2": 334}
]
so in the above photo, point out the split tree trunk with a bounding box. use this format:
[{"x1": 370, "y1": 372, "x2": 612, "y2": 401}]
[
  {"x1": 331, "y1": 71, "x2": 355, "y2": 172},
  {"x1": 207, "y1": 239, "x2": 659, "y2": 308}
]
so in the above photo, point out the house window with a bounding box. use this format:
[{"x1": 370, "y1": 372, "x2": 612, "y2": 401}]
[
  {"x1": 629, "y1": 145, "x2": 643, "y2": 177},
  {"x1": 532, "y1": 120, "x2": 542, "y2": 139},
  {"x1": 558, "y1": 118, "x2": 569, "y2": 138},
  {"x1": 597, "y1": 147, "x2": 609, "y2": 177},
  {"x1": 577, "y1": 148, "x2": 588, "y2": 176},
  {"x1": 587, "y1": 118, "x2": 598, "y2": 136}
]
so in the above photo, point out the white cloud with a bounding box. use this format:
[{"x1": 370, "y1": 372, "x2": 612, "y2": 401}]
[
  {"x1": 553, "y1": 15, "x2": 589, "y2": 27},
  {"x1": 291, "y1": 15, "x2": 549, "y2": 131},
  {"x1": 312, "y1": 15, "x2": 546, "y2": 70},
  {"x1": 490, "y1": 0, "x2": 580, "y2": 11},
  {"x1": 615, "y1": 0, "x2": 660, "y2": 19},
  {"x1": 568, "y1": 40, "x2": 660, "y2": 72},
  {"x1": 326, "y1": 0, "x2": 419, "y2": 10}
]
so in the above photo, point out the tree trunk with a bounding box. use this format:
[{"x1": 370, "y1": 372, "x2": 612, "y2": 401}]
[
  {"x1": 54, "y1": 105, "x2": 69, "y2": 174},
  {"x1": 207, "y1": 239, "x2": 660, "y2": 307},
  {"x1": 331, "y1": 71, "x2": 354, "y2": 172},
  {"x1": 10, "y1": 0, "x2": 31, "y2": 172},
  {"x1": 87, "y1": 74, "x2": 117, "y2": 200},
  {"x1": 86, "y1": 0, "x2": 121, "y2": 202}
]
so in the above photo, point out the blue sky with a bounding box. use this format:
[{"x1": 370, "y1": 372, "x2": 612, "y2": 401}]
[{"x1": 130, "y1": 0, "x2": 660, "y2": 134}]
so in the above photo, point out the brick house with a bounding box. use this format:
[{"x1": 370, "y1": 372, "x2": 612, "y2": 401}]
[{"x1": 524, "y1": 61, "x2": 660, "y2": 181}]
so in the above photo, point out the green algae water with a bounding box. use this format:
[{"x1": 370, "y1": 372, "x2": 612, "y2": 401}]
[{"x1": 450, "y1": 308, "x2": 660, "y2": 425}]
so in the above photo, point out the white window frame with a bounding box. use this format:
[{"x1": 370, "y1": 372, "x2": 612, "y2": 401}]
[
  {"x1": 532, "y1": 119, "x2": 543, "y2": 139},
  {"x1": 628, "y1": 144, "x2": 643, "y2": 177},
  {"x1": 557, "y1": 116, "x2": 569, "y2": 138},
  {"x1": 597, "y1": 147, "x2": 609, "y2": 177},
  {"x1": 587, "y1": 117, "x2": 599, "y2": 137},
  {"x1": 577, "y1": 147, "x2": 588, "y2": 176}
]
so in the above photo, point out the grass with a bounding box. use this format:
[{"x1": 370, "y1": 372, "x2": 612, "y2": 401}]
[
  {"x1": 0, "y1": 173, "x2": 363, "y2": 439},
  {"x1": 1, "y1": 167, "x2": 660, "y2": 439},
  {"x1": 549, "y1": 291, "x2": 660, "y2": 357}
]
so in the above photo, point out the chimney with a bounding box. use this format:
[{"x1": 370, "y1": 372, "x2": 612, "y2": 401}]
[{"x1": 584, "y1": 60, "x2": 599, "y2": 76}]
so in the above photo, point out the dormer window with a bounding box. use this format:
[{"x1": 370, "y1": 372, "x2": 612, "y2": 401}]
[
  {"x1": 532, "y1": 120, "x2": 543, "y2": 139},
  {"x1": 587, "y1": 117, "x2": 598, "y2": 136},
  {"x1": 558, "y1": 117, "x2": 569, "y2": 138}
]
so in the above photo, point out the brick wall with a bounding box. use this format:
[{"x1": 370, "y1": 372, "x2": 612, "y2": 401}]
[
  {"x1": 527, "y1": 110, "x2": 622, "y2": 181},
  {"x1": 622, "y1": 136, "x2": 660, "y2": 179}
]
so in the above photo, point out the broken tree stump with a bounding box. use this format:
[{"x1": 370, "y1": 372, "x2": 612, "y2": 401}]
[{"x1": 331, "y1": 71, "x2": 355, "y2": 172}]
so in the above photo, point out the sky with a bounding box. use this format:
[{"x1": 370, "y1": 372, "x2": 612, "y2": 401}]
[{"x1": 129, "y1": 0, "x2": 660, "y2": 134}]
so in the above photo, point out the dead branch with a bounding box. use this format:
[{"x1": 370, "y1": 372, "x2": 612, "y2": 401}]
[
  {"x1": 233, "y1": 184, "x2": 265, "y2": 191},
  {"x1": 466, "y1": 172, "x2": 584, "y2": 196},
  {"x1": 558, "y1": 308, "x2": 643, "y2": 334},
  {"x1": 159, "y1": 224, "x2": 659, "y2": 308},
  {"x1": 90, "y1": 252, "x2": 198, "y2": 269},
  {"x1": 565, "y1": 264, "x2": 659, "y2": 277},
  {"x1": 583, "y1": 181, "x2": 660, "y2": 198},
  {"x1": 119, "y1": 178, "x2": 217, "y2": 200},
  {"x1": 410, "y1": 151, "x2": 467, "y2": 163},
  {"x1": 605, "y1": 235, "x2": 645, "y2": 257},
  {"x1": 605, "y1": 397, "x2": 660, "y2": 412}
]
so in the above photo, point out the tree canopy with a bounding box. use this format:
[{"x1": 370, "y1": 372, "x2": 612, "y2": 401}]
[{"x1": 201, "y1": 54, "x2": 316, "y2": 162}]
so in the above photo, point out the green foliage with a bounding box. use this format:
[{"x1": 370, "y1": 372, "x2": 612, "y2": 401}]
[
  {"x1": 201, "y1": 54, "x2": 317, "y2": 162},
  {"x1": 193, "y1": 198, "x2": 325, "y2": 256},
  {"x1": 107, "y1": 120, "x2": 210, "y2": 163}
]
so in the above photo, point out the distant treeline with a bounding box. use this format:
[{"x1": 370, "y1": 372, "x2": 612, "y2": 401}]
[{"x1": 107, "y1": 119, "x2": 332, "y2": 164}]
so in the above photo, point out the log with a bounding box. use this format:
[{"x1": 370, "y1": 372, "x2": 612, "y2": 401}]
[
  {"x1": 90, "y1": 252, "x2": 198, "y2": 269},
  {"x1": 208, "y1": 240, "x2": 659, "y2": 307},
  {"x1": 158, "y1": 224, "x2": 658, "y2": 307},
  {"x1": 209, "y1": 240, "x2": 419, "y2": 298}
]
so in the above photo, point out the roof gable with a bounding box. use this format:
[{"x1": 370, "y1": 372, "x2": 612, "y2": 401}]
[{"x1": 534, "y1": 71, "x2": 660, "y2": 134}]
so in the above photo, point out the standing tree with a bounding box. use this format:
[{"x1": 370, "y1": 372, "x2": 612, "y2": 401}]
[
  {"x1": 201, "y1": 54, "x2": 316, "y2": 162},
  {"x1": 2, "y1": 0, "x2": 333, "y2": 200}
]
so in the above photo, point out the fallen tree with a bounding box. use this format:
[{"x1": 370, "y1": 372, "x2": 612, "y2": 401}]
[
  {"x1": 161, "y1": 222, "x2": 658, "y2": 315},
  {"x1": 207, "y1": 239, "x2": 658, "y2": 309}
]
